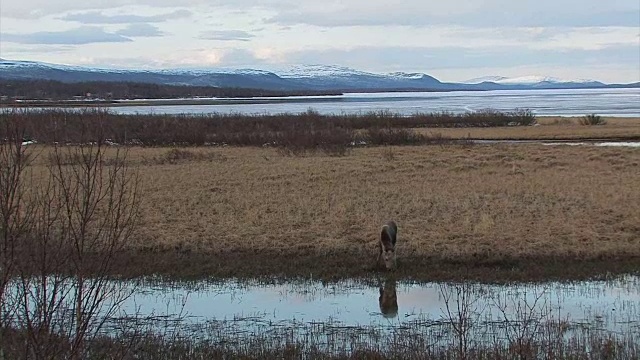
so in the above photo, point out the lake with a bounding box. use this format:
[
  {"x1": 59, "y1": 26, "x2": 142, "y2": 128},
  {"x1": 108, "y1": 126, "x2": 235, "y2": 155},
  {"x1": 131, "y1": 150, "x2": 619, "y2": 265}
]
[{"x1": 108, "y1": 88, "x2": 640, "y2": 116}]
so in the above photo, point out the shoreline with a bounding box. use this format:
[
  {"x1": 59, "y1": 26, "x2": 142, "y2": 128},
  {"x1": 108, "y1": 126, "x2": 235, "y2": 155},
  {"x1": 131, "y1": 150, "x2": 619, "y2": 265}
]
[{"x1": 106, "y1": 250, "x2": 640, "y2": 283}]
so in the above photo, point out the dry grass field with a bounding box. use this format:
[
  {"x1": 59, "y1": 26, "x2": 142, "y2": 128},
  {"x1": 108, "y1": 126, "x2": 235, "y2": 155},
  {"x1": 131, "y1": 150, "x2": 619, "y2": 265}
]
[
  {"x1": 12, "y1": 115, "x2": 640, "y2": 280},
  {"x1": 29, "y1": 140, "x2": 633, "y2": 280},
  {"x1": 417, "y1": 116, "x2": 640, "y2": 140},
  {"x1": 133, "y1": 144, "x2": 639, "y2": 255}
]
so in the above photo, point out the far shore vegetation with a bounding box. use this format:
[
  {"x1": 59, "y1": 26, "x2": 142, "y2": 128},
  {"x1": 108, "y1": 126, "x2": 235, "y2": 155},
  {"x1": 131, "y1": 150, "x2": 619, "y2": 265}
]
[{"x1": 0, "y1": 79, "x2": 343, "y2": 103}]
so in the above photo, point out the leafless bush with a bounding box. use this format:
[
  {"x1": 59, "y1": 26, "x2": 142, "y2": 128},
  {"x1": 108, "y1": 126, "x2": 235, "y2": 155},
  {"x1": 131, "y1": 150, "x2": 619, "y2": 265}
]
[
  {"x1": 0, "y1": 108, "x2": 537, "y2": 148},
  {"x1": 439, "y1": 283, "x2": 488, "y2": 359},
  {"x1": 276, "y1": 126, "x2": 353, "y2": 157},
  {"x1": 0, "y1": 117, "x2": 38, "y2": 341},
  {"x1": 0, "y1": 118, "x2": 142, "y2": 359},
  {"x1": 363, "y1": 127, "x2": 425, "y2": 146},
  {"x1": 579, "y1": 114, "x2": 607, "y2": 126}
]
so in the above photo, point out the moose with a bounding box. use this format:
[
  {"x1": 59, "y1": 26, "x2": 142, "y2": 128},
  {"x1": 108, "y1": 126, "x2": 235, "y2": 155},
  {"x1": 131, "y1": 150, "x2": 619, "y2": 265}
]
[{"x1": 377, "y1": 220, "x2": 398, "y2": 270}]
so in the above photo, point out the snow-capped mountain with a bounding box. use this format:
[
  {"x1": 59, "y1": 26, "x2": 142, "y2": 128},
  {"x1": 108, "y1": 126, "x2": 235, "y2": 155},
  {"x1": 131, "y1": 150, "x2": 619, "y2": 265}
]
[
  {"x1": 463, "y1": 75, "x2": 602, "y2": 86},
  {"x1": 388, "y1": 72, "x2": 434, "y2": 80},
  {"x1": 463, "y1": 76, "x2": 510, "y2": 84},
  {"x1": 273, "y1": 64, "x2": 378, "y2": 79},
  {"x1": 0, "y1": 59, "x2": 636, "y2": 92}
]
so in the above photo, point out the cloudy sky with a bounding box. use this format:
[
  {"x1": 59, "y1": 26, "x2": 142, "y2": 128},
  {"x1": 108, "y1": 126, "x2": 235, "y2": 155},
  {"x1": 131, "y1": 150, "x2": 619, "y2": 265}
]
[{"x1": 1, "y1": 0, "x2": 639, "y2": 83}]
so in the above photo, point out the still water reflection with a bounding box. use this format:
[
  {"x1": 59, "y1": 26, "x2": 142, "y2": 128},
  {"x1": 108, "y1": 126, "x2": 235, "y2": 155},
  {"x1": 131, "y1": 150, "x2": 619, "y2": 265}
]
[{"x1": 118, "y1": 274, "x2": 639, "y2": 336}]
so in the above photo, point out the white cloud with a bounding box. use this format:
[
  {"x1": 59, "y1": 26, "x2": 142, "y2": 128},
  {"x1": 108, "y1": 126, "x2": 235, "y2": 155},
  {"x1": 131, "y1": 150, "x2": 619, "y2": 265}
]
[
  {"x1": 199, "y1": 30, "x2": 255, "y2": 41},
  {"x1": 2, "y1": 26, "x2": 132, "y2": 44},
  {"x1": 116, "y1": 24, "x2": 164, "y2": 37},
  {"x1": 265, "y1": 0, "x2": 640, "y2": 27},
  {"x1": 60, "y1": 9, "x2": 192, "y2": 24}
]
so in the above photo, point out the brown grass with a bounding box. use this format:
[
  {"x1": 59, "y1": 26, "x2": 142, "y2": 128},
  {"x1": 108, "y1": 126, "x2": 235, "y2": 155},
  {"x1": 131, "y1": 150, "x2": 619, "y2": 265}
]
[
  {"x1": 23, "y1": 142, "x2": 640, "y2": 279},
  {"x1": 417, "y1": 116, "x2": 640, "y2": 140}
]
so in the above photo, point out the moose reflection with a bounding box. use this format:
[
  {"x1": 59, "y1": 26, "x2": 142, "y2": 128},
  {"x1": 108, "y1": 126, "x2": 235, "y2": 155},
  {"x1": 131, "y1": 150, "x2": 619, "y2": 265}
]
[{"x1": 378, "y1": 277, "x2": 398, "y2": 318}]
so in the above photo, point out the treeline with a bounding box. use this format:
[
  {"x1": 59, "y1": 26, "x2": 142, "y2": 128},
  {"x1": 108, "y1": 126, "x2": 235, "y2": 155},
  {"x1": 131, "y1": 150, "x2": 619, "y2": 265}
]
[
  {"x1": 0, "y1": 79, "x2": 341, "y2": 101},
  {"x1": 1, "y1": 108, "x2": 536, "y2": 155}
]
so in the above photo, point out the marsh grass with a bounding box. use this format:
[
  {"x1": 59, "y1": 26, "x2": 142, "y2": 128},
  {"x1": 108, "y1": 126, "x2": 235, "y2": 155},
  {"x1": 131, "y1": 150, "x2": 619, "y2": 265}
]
[
  {"x1": 142, "y1": 148, "x2": 228, "y2": 165},
  {"x1": 130, "y1": 145, "x2": 640, "y2": 260},
  {"x1": 4, "y1": 312, "x2": 636, "y2": 359},
  {"x1": 19, "y1": 143, "x2": 639, "y2": 280}
]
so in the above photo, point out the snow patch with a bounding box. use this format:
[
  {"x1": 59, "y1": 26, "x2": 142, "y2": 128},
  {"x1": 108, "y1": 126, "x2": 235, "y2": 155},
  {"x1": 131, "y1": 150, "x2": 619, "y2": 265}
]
[
  {"x1": 274, "y1": 64, "x2": 382, "y2": 78},
  {"x1": 387, "y1": 72, "x2": 427, "y2": 80},
  {"x1": 463, "y1": 76, "x2": 509, "y2": 84},
  {"x1": 463, "y1": 75, "x2": 597, "y2": 85}
]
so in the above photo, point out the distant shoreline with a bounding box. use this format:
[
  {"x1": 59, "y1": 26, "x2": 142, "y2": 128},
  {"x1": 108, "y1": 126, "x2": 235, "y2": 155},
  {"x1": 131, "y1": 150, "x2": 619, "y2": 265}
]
[{"x1": 0, "y1": 96, "x2": 351, "y2": 107}]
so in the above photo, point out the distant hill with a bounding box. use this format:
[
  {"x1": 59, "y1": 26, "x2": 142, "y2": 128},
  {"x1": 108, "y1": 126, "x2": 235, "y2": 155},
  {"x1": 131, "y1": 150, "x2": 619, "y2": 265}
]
[{"x1": 1, "y1": 59, "x2": 638, "y2": 93}]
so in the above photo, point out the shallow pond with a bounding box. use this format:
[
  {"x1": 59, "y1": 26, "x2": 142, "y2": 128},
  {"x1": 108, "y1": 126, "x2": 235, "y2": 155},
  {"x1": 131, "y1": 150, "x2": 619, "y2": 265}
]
[
  {"x1": 113, "y1": 274, "x2": 640, "y2": 337},
  {"x1": 5, "y1": 273, "x2": 639, "y2": 354}
]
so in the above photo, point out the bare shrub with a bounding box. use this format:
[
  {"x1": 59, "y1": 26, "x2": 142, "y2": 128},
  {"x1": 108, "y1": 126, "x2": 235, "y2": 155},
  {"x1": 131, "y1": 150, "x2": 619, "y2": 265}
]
[
  {"x1": 364, "y1": 127, "x2": 425, "y2": 146},
  {"x1": 579, "y1": 114, "x2": 607, "y2": 126},
  {"x1": 0, "y1": 118, "x2": 142, "y2": 359},
  {"x1": 0, "y1": 117, "x2": 38, "y2": 336},
  {"x1": 1, "y1": 108, "x2": 539, "y2": 148},
  {"x1": 276, "y1": 126, "x2": 353, "y2": 157},
  {"x1": 439, "y1": 283, "x2": 487, "y2": 359}
]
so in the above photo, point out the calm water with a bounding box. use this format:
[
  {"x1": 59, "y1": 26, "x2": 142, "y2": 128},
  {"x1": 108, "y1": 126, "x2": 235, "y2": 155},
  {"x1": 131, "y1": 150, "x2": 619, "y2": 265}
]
[
  {"x1": 108, "y1": 88, "x2": 640, "y2": 116},
  {"x1": 110, "y1": 275, "x2": 639, "y2": 335},
  {"x1": 7, "y1": 274, "x2": 639, "y2": 350}
]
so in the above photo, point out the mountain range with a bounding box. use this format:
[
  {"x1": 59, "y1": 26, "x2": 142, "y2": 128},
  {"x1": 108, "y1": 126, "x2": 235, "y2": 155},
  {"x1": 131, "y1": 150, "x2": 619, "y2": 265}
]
[{"x1": 1, "y1": 59, "x2": 638, "y2": 92}]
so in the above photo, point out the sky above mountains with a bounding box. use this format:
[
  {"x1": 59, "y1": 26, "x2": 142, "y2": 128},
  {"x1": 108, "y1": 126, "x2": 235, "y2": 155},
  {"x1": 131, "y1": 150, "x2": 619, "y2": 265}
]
[{"x1": 1, "y1": 0, "x2": 639, "y2": 83}]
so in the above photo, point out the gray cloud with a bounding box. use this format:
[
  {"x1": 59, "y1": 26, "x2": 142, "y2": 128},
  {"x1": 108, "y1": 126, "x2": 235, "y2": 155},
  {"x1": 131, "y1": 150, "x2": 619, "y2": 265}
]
[
  {"x1": 268, "y1": 10, "x2": 640, "y2": 28},
  {"x1": 0, "y1": 45, "x2": 76, "y2": 54},
  {"x1": 282, "y1": 45, "x2": 640, "y2": 73},
  {"x1": 59, "y1": 9, "x2": 192, "y2": 24},
  {"x1": 219, "y1": 48, "x2": 266, "y2": 65},
  {"x1": 0, "y1": 0, "x2": 283, "y2": 19},
  {"x1": 266, "y1": 1, "x2": 640, "y2": 28},
  {"x1": 2, "y1": 26, "x2": 132, "y2": 45},
  {"x1": 199, "y1": 30, "x2": 255, "y2": 41},
  {"x1": 116, "y1": 24, "x2": 164, "y2": 37},
  {"x1": 71, "y1": 48, "x2": 268, "y2": 69}
]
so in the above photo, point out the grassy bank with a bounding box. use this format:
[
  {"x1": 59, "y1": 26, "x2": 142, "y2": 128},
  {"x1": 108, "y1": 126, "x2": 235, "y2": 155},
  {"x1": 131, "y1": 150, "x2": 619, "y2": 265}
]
[
  {"x1": 421, "y1": 116, "x2": 640, "y2": 141},
  {"x1": 17, "y1": 143, "x2": 639, "y2": 281}
]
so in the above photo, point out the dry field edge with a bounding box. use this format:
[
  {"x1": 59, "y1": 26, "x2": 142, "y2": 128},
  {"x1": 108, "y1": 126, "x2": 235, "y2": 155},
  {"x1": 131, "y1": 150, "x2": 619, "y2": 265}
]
[
  {"x1": 51, "y1": 142, "x2": 640, "y2": 282},
  {"x1": 416, "y1": 116, "x2": 640, "y2": 141}
]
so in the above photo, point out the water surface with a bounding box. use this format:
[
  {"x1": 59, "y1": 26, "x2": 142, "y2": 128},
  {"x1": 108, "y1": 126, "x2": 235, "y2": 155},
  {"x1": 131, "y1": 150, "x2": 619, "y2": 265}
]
[
  {"x1": 108, "y1": 88, "x2": 640, "y2": 116},
  {"x1": 116, "y1": 274, "x2": 639, "y2": 338}
]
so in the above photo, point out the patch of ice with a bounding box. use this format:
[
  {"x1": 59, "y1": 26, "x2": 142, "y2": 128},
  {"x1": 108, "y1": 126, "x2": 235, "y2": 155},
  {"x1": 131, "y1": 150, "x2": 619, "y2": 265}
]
[
  {"x1": 542, "y1": 142, "x2": 640, "y2": 148},
  {"x1": 595, "y1": 142, "x2": 640, "y2": 148}
]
